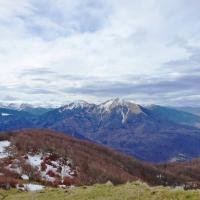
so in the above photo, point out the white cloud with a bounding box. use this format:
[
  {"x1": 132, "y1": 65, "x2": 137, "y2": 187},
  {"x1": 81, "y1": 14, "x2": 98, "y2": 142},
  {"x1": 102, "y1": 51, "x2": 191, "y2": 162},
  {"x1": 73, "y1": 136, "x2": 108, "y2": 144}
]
[{"x1": 0, "y1": 0, "x2": 199, "y2": 105}]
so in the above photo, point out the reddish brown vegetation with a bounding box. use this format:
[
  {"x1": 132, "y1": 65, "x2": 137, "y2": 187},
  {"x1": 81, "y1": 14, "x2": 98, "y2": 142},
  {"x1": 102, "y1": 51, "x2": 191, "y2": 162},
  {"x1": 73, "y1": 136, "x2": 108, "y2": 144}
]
[
  {"x1": 41, "y1": 162, "x2": 47, "y2": 171},
  {"x1": 0, "y1": 168, "x2": 19, "y2": 180},
  {"x1": 20, "y1": 161, "x2": 41, "y2": 181},
  {"x1": 56, "y1": 166, "x2": 62, "y2": 173},
  {"x1": 0, "y1": 176, "x2": 19, "y2": 188},
  {"x1": 47, "y1": 170, "x2": 56, "y2": 177},
  {"x1": 159, "y1": 159, "x2": 200, "y2": 189},
  {"x1": 1, "y1": 129, "x2": 200, "y2": 189},
  {"x1": 63, "y1": 177, "x2": 75, "y2": 186},
  {"x1": 51, "y1": 179, "x2": 62, "y2": 187},
  {"x1": 2, "y1": 129, "x2": 175, "y2": 186}
]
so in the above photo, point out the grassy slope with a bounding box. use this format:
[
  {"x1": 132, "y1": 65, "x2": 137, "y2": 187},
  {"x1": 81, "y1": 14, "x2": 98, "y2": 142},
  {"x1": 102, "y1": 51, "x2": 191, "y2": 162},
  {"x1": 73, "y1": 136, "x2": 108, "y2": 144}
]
[{"x1": 1, "y1": 182, "x2": 200, "y2": 200}]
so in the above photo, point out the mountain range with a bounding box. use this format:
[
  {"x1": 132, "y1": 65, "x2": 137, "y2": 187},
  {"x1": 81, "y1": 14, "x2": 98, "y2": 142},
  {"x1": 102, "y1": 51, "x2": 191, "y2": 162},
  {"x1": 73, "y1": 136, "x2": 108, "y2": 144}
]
[
  {"x1": 1, "y1": 99, "x2": 200, "y2": 163},
  {"x1": 0, "y1": 103, "x2": 55, "y2": 116}
]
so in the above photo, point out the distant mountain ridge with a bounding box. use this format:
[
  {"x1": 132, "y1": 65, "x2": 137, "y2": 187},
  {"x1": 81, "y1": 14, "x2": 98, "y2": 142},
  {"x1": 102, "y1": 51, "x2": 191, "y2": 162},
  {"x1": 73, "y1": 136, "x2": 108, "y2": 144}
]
[
  {"x1": 1, "y1": 99, "x2": 200, "y2": 163},
  {"x1": 0, "y1": 103, "x2": 55, "y2": 116},
  {"x1": 173, "y1": 106, "x2": 200, "y2": 117},
  {"x1": 147, "y1": 105, "x2": 200, "y2": 128},
  {"x1": 0, "y1": 107, "x2": 34, "y2": 132}
]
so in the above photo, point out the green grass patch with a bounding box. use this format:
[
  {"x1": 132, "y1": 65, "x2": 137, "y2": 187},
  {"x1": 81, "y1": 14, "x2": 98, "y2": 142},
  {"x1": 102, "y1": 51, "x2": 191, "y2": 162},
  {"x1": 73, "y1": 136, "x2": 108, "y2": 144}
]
[{"x1": 1, "y1": 182, "x2": 200, "y2": 200}]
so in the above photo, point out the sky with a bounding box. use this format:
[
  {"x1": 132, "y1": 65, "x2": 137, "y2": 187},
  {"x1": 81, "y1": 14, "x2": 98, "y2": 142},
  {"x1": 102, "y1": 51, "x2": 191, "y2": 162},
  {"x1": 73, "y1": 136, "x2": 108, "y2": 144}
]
[{"x1": 0, "y1": 0, "x2": 200, "y2": 106}]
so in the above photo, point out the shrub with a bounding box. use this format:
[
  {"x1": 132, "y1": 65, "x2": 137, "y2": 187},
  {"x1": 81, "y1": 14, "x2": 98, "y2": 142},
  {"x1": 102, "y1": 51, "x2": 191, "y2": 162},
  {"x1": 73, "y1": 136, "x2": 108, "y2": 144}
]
[
  {"x1": 56, "y1": 166, "x2": 62, "y2": 173},
  {"x1": 63, "y1": 177, "x2": 74, "y2": 186},
  {"x1": 41, "y1": 162, "x2": 47, "y2": 171},
  {"x1": 0, "y1": 176, "x2": 19, "y2": 188},
  {"x1": 47, "y1": 170, "x2": 56, "y2": 177}
]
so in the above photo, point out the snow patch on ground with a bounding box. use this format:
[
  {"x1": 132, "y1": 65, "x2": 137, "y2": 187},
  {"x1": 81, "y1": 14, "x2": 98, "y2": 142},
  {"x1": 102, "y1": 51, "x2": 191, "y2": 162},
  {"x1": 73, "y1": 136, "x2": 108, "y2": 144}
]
[
  {"x1": 61, "y1": 165, "x2": 71, "y2": 179},
  {"x1": 25, "y1": 153, "x2": 74, "y2": 183},
  {"x1": 6, "y1": 159, "x2": 22, "y2": 174},
  {"x1": 169, "y1": 153, "x2": 188, "y2": 163},
  {"x1": 17, "y1": 184, "x2": 45, "y2": 191},
  {"x1": 2, "y1": 150, "x2": 76, "y2": 187},
  {"x1": 27, "y1": 154, "x2": 43, "y2": 168},
  {"x1": 0, "y1": 141, "x2": 11, "y2": 158},
  {"x1": 25, "y1": 184, "x2": 45, "y2": 191},
  {"x1": 6, "y1": 163, "x2": 22, "y2": 174},
  {"x1": 21, "y1": 174, "x2": 29, "y2": 180}
]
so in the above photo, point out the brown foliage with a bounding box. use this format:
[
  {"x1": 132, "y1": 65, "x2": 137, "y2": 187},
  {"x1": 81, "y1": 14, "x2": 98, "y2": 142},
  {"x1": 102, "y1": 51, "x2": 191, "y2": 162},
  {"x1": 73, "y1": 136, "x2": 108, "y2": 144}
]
[
  {"x1": 20, "y1": 161, "x2": 41, "y2": 181},
  {"x1": 0, "y1": 168, "x2": 19, "y2": 179},
  {"x1": 56, "y1": 166, "x2": 62, "y2": 173},
  {"x1": 0, "y1": 176, "x2": 19, "y2": 188},
  {"x1": 5, "y1": 128, "x2": 200, "y2": 188},
  {"x1": 63, "y1": 176, "x2": 74, "y2": 186},
  {"x1": 159, "y1": 159, "x2": 200, "y2": 188},
  {"x1": 47, "y1": 170, "x2": 56, "y2": 177},
  {"x1": 41, "y1": 161, "x2": 47, "y2": 171}
]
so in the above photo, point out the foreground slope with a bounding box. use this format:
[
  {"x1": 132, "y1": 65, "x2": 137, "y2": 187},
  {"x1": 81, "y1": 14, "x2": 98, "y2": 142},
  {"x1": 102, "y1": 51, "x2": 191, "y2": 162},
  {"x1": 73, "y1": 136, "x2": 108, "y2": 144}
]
[
  {"x1": 1, "y1": 182, "x2": 200, "y2": 200},
  {"x1": 0, "y1": 129, "x2": 194, "y2": 188},
  {"x1": 2, "y1": 129, "x2": 200, "y2": 190}
]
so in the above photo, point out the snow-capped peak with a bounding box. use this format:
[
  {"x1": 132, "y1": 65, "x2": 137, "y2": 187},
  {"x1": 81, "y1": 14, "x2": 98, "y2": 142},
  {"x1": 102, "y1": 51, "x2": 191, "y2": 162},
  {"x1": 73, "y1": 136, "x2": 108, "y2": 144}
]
[
  {"x1": 98, "y1": 98, "x2": 144, "y2": 123},
  {"x1": 99, "y1": 98, "x2": 126, "y2": 111},
  {"x1": 144, "y1": 104, "x2": 158, "y2": 109},
  {"x1": 99, "y1": 98, "x2": 143, "y2": 114},
  {"x1": 0, "y1": 103, "x2": 19, "y2": 110},
  {"x1": 0, "y1": 103, "x2": 57, "y2": 111},
  {"x1": 19, "y1": 103, "x2": 36, "y2": 110},
  {"x1": 59, "y1": 100, "x2": 93, "y2": 112}
]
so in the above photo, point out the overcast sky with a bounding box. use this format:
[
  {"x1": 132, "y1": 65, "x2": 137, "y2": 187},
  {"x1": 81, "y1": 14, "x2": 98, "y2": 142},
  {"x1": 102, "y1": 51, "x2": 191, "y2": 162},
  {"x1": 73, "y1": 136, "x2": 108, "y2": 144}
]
[{"x1": 0, "y1": 0, "x2": 200, "y2": 106}]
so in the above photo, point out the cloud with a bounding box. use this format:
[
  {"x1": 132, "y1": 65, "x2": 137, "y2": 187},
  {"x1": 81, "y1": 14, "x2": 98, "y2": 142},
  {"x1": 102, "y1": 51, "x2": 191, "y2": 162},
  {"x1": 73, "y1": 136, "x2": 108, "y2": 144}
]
[
  {"x1": 164, "y1": 39, "x2": 200, "y2": 74},
  {"x1": 64, "y1": 74, "x2": 200, "y2": 106},
  {"x1": 2, "y1": 95, "x2": 18, "y2": 101},
  {"x1": 20, "y1": 68, "x2": 57, "y2": 76},
  {"x1": 0, "y1": 0, "x2": 199, "y2": 105}
]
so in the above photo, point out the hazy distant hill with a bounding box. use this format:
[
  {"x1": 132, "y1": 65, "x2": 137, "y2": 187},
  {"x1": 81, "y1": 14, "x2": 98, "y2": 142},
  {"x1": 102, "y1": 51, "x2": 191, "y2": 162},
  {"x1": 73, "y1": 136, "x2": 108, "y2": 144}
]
[
  {"x1": 147, "y1": 105, "x2": 200, "y2": 128},
  {"x1": 0, "y1": 107, "x2": 34, "y2": 132},
  {"x1": 173, "y1": 107, "x2": 200, "y2": 117}
]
